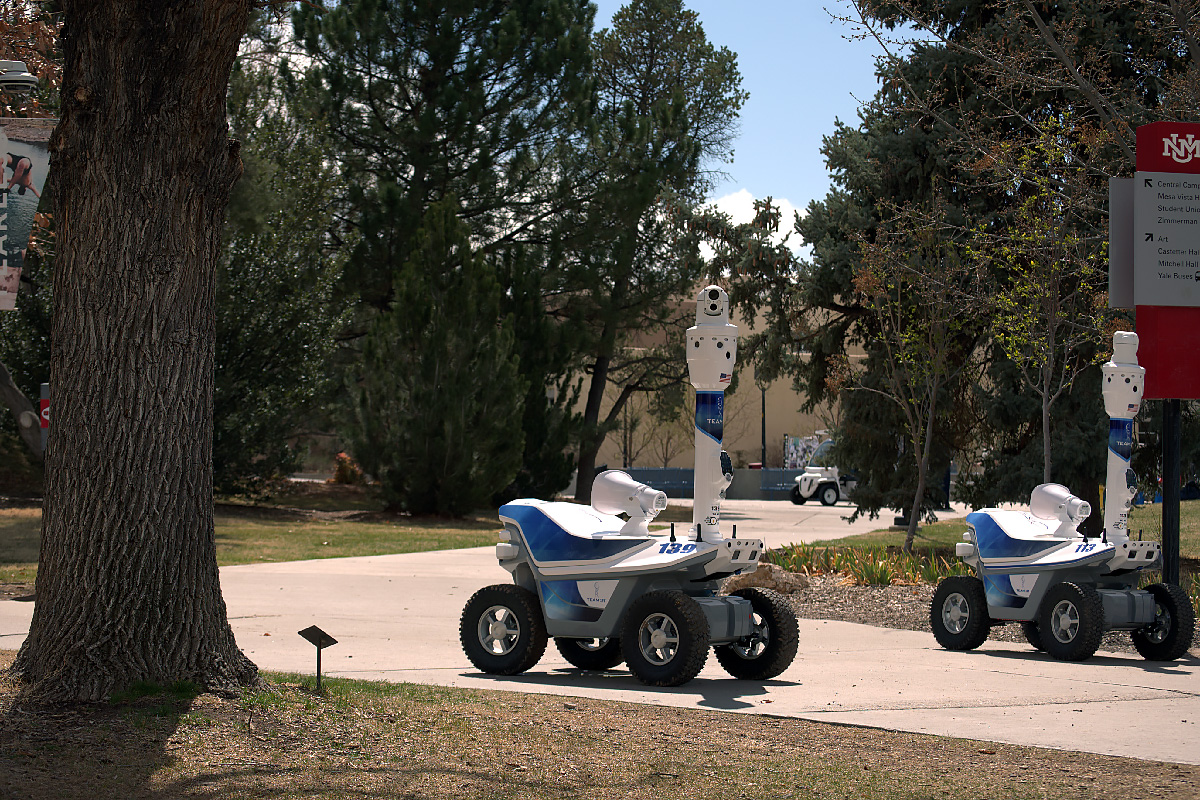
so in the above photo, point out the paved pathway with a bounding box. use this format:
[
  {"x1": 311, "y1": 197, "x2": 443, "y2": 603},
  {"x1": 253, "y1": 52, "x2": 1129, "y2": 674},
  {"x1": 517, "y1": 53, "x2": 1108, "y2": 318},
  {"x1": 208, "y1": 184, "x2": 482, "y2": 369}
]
[{"x1": 2, "y1": 501, "x2": 1196, "y2": 765}]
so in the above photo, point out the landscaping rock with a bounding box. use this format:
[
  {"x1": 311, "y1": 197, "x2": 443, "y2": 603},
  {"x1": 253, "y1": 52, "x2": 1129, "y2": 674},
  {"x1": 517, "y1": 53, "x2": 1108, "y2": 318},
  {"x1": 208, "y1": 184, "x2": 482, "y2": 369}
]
[{"x1": 723, "y1": 562, "x2": 809, "y2": 594}]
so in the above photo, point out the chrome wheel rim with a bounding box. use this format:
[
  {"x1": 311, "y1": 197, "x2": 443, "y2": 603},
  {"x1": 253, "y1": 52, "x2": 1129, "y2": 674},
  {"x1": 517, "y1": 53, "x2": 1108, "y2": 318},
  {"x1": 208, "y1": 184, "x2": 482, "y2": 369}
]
[
  {"x1": 577, "y1": 637, "x2": 610, "y2": 652},
  {"x1": 733, "y1": 611, "x2": 769, "y2": 659},
  {"x1": 941, "y1": 592, "x2": 970, "y2": 635},
  {"x1": 1144, "y1": 602, "x2": 1173, "y2": 644},
  {"x1": 477, "y1": 605, "x2": 520, "y2": 655},
  {"x1": 638, "y1": 612, "x2": 679, "y2": 666},
  {"x1": 1050, "y1": 600, "x2": 1080, "y2": 643}
]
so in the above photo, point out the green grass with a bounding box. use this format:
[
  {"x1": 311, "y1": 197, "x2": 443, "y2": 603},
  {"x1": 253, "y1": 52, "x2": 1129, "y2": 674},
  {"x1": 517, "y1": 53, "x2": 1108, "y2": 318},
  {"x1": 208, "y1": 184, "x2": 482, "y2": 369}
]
[
  {"x1": 0, "y1": 506, "x2": 502, "y2": 584},
  {"x1": 811, "y1": 499, "x2": 1200, "y2": 560},
  {"x1": 0, "y1": 508, "x2": 40, "y2": 584},
  {"x1": 1127, "y1": 498, "x2": 1200, "y2": 558},
  {"x1": 213, "y1": 510, "x2": 499, "y2": 565},
  {"x1": 809, "y1": 517, "x2": 970, "y2": 550}
]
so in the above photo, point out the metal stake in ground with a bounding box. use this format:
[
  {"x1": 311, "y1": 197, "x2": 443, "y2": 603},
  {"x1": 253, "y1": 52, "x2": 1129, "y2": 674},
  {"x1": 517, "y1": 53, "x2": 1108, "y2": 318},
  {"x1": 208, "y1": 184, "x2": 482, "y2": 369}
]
[{"x1": 297, "y1": 625, "x2": 338, "y2": 692}]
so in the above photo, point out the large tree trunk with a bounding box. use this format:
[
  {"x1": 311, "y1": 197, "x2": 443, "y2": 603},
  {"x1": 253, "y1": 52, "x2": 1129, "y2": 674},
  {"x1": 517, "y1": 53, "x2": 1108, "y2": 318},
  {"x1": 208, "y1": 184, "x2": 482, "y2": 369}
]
[{"x1": 11, "y1": 0, "x2": 256, "y2": 702}]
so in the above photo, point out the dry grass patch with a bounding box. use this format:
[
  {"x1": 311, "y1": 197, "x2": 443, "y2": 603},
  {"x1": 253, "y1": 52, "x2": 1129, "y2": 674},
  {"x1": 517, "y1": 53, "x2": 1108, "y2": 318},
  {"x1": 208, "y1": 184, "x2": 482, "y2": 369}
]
[{"x1": 2, "y1": 651, "x2": 1197, "y2": 800}]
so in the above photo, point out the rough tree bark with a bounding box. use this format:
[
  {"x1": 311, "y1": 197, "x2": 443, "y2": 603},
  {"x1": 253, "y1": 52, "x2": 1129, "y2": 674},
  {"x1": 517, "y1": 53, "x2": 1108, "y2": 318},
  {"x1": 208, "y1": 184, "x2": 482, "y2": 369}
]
[{"x1": 11, "y1": 0, "x2": 257, "y2": 702}]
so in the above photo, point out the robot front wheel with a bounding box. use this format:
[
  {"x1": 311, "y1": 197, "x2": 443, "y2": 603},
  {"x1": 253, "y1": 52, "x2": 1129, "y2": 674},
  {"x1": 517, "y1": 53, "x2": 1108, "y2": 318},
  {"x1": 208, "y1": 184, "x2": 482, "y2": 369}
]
[
  {"x1": 555, "y1": 637, "x2": 624, "y2": 670},
  {"x1": 460, "y1": 584, "x2": 548, "y2": 675},
  {"x1": 714, "y1": 588, "x2": 799, "y2": 680},
  {"x1": 620, "y1": 590, "x2": 710, "y2": 687}
]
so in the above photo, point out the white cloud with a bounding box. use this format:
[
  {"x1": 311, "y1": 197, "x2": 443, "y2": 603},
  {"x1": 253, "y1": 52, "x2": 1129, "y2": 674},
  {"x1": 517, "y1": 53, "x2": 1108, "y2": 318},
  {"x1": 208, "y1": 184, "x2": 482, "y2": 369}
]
[{"x1": 703, "y1": 189, "x2": 808, "y2": 255}]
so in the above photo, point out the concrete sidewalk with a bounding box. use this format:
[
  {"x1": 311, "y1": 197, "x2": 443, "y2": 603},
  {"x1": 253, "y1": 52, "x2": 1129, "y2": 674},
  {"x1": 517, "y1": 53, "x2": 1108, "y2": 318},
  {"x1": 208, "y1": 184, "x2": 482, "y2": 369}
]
[{"x1": 5, "y1": 537, "x2": 1196, "y2": 765}]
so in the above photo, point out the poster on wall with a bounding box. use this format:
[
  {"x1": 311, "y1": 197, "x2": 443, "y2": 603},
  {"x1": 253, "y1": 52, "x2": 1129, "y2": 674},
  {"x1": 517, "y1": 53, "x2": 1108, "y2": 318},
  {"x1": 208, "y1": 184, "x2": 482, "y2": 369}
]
[{"x1": 0, "y1": 117, "x2": 54, "y2": 311}]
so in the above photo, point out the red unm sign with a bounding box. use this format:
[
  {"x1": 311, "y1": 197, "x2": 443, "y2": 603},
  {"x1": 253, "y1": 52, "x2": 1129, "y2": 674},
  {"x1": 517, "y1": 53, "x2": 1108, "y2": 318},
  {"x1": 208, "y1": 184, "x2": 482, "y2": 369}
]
[{"x1": 1135, "y1": 121, "x2": 1200, "y2": 400}]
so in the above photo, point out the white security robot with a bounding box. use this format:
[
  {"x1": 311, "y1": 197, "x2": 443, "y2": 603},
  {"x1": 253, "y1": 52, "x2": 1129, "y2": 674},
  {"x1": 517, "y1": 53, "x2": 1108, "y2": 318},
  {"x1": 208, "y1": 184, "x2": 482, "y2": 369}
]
[
  {"x1": 460, "y1": 286, "x2": 799, "y2": 686},
  {"x1": 931, "y1": 332, "x2": 1194, "y2": 661}
]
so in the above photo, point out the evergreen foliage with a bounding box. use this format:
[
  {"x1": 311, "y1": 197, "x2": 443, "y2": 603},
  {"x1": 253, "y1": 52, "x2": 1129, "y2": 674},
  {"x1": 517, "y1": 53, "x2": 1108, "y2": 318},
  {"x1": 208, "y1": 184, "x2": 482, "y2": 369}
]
[
  {"x1": 293, "y1": 0, "x2": 597, "y2": 311},
  {"x1": 348, "y1": 199, "x2": 526, "y2": 515},
  {"x1": 213, "y1": 49, "x2": 348, "y2": 495},
  {"x1": 492, "y1": 245, "x2": 583, "y2": 502},
  {"x1": 294, "y1": 0, "x2": 595, "y2": 505}
]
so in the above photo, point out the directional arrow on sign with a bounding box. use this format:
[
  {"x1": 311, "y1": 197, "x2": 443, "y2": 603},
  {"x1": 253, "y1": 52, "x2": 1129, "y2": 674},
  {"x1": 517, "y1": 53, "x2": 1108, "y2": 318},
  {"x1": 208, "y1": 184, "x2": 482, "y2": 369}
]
[
  {"x1": 1145, "y1": 232, "x2": 1154, "y2": 241},
  {"x1": 1145, "y1": 178, "x2": 1154, "y2": 187}
]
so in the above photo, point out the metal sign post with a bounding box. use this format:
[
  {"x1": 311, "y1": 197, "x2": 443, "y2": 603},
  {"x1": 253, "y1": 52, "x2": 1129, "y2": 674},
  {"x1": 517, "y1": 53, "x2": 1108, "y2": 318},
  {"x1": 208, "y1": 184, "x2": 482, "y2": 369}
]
[{"x1": 297, "y1": 625, "x2": 338, "y2": 692}]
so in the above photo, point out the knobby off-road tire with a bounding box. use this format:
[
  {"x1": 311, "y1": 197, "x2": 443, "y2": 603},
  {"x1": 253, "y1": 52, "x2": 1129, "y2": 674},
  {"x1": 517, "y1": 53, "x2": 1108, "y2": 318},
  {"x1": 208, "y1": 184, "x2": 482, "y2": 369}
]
[
  {"x1": 555, "y1": 637, "x2": 624, "y2": 670},
  {"x1": 930, "y1": 576, "x2": 991, "y2": 651},
  {"x1": 1021, "y1": 621, "x2": 1044, "y2": 652},
  {"x1": 714, "y1": 588, "x2": 799, "y2": 680},
  {"x1": 1132, "y1": 583, "x2": 1196, "y2": 661},
  {"x1": 1038, "y1": 582, "x2": 1105, "y2": 662},
  {"x1": 460, "y1": 584, "x2": 547, "y2": 675},
  {"x1": 620, "y1": 590, "x2": 710, "y2": 687}
]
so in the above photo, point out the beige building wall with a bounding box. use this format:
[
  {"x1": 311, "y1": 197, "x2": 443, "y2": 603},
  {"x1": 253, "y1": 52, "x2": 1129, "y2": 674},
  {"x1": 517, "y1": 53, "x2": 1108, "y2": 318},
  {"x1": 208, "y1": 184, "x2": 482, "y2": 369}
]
[
  {"x1": 595, "y1": 369, "x2": 835, "y2": 470},
  {"x1": 590, "y1": 292, "x2": 842, "y2": 470}
]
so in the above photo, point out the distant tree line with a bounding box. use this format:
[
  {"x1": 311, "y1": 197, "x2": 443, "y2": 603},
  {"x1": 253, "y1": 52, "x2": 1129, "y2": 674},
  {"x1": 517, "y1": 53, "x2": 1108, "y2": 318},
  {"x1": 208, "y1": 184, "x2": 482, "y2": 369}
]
[{"x1": 0, "y1": 0, "x2": 747, "y2": 514}]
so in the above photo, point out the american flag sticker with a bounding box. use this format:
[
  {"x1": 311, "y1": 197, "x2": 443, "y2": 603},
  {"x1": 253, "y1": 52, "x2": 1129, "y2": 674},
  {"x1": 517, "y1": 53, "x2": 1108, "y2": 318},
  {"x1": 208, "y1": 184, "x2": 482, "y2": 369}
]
[
  {"x1": 719, "y1": 373, "x2": 731, "y2": 384},
  {"x1": 1128, "y1": 404, "x2": 1138, "y2": 413}
]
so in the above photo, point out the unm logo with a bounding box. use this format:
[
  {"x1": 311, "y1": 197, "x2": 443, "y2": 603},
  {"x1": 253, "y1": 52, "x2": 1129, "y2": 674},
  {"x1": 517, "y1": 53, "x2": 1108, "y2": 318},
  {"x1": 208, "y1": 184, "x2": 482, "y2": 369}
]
[{"x1": 1163, "y1": 133, "x2": 1200, "y2": 164}]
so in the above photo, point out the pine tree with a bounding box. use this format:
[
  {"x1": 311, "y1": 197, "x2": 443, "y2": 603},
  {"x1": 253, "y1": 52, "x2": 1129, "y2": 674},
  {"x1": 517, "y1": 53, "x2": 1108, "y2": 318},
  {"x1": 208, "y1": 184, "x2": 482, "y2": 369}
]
[
  {"x1": 349, "y1": 199, "x2": 526, "y2": 515},
  {"x1": 293, "y1": 0, "x2": 596, "y2": 311},
  {"x1": 213, "y1": 55, "x2": 349, "y2": 494}
]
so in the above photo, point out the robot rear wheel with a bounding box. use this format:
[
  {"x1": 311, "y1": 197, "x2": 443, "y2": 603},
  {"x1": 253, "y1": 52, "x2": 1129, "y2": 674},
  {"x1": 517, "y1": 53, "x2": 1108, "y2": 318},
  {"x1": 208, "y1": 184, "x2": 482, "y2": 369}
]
[
  {"x1": 930, "y1": 576, "x2": 990, "y2": 651},
  {"x1": 555, "y1": 637, "x2": 624, "y2": 670},
  {"x1": 714, "y1": 587, "x2": 798, "y2": 680},
  {"x1": 1132, "y1": 582, "x2": 1195, "y2": 661},
  {"x1": 1037, "y1": 582, "x2": 1104, "y2": 662},
  {"x1": 460, "y1": 584, "x2": 548, "y2": 675},
  {"x1": 1020, "y1": 621, "x2": 1044, "y2": 651}
]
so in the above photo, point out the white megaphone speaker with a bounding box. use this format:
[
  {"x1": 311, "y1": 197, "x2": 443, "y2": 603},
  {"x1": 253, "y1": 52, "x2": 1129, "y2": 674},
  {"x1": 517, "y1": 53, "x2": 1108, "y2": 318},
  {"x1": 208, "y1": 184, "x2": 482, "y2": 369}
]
[
  {"x1": 591, "y1": 470, "x2": 668, "y2": 536},
  {"x1": 1029, "y1": 483, "x2": 1091, "y2": 538}
]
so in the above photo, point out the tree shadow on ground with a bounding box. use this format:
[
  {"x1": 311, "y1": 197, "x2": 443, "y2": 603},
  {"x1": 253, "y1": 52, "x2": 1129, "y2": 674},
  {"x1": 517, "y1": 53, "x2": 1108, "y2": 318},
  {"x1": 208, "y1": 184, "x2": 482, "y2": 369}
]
[{"x1": 0, "y1": 676, "x2": 196, "y2": 800}]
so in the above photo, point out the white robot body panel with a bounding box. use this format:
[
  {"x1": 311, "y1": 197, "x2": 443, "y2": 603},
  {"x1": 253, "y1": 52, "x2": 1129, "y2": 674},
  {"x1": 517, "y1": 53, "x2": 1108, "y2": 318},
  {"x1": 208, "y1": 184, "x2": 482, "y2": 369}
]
[
  {"x1": 686, "y1": 286, "x2": 738, "y2": 543},
  {"x1": 497, "y1": 499, "x2": 762, "y2": 578},
  {"x1": 1101, "y1": 331, "x2": 1146, "y2": 547}
]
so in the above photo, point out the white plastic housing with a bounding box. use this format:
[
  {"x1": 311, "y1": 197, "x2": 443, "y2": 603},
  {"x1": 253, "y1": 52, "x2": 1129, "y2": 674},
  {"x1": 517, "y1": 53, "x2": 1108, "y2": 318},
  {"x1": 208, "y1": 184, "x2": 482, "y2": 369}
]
[
  {"x1": 686, "y1": 286, "x2": 738, "y2": 391},
  {"x1": 686, "y1": 286, "x2": 738, "y2": 543},
  {"x1": 591, "y1": 470, "x2": 668, "y2": 536},
  {"x1": 0, "y1": 61, "x2": 38, "y2": 95},
  {"x1": 1101, "y1": 331, "x2": 1143, "y2": 547},
  {"x1": 1102, "y1": 331, "x2": 1145, "y2": 419},
  {"x1": 1029, "y1": 483, "x2": 1091, "y2": 538}
]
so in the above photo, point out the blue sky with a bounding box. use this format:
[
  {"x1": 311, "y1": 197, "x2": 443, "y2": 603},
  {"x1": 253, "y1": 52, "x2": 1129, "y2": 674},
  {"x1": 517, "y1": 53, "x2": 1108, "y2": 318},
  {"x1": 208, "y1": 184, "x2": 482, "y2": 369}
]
[{"x1": 590, "y1": 0, "x2": 889, "y2": 236}]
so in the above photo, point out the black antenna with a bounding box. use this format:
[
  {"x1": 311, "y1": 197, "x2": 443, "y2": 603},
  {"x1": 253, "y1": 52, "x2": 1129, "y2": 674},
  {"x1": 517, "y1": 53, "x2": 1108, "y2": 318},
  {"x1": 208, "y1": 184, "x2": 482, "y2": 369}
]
[{"x1": 669, "y1": 523, "x2": 676, "y2": 543}]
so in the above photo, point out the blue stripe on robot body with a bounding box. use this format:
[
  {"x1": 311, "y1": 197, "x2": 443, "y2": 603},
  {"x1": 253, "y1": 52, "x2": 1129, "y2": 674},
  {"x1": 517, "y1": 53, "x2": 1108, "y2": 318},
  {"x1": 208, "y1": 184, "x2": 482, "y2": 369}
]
[{"x1": 500, "y1": 503, "x2": 647, "y2": 564}]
